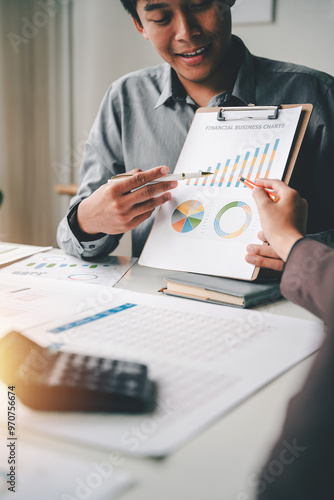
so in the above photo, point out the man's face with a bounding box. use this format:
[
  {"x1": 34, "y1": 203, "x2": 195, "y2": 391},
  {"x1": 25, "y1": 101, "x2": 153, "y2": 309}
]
[{"x1": 134, "y1": 0, "x2": 235, "y2": 87}]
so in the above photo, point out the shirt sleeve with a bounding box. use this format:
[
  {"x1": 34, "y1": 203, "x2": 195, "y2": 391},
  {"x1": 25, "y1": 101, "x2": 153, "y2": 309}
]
[
  {"x1": 280, "y1": 237, "x2": 334, "y2": 323},
  {"x1": 257, "y1": 238, "x2": 334, "y2": 500},
  {"x1": 56, "y1": 85, "x2": 125, "y2": 258}
]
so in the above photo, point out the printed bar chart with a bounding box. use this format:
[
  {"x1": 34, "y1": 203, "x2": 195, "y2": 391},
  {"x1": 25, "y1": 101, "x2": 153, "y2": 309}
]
[
  {"x1": 193, "y1": 170, "x2": 202, "y2": 186},
  {"x1": 202, "y1": 166, "x2": 212, "y2": 186},
  {"x1": 227, "y1": 155, "x2": 241, "y2": 187},
  {"x1": 218, "y1": 160, "x2": 230, "y2": 187},
  {"x1": 255, "y1": 143, "x2": 270, "y2": 180},
  {"x1": 185, "y1": 140, "x2": 280, "y2": 189},
  {"x1": 210, "y1": 163, "x2": 222, "y2": 186},
  {"x1": 235, "y1": 152, "x2": 250, "y2": 187},
  {"x1": 10, "y1": 258, "x2": 115, "y2": 281},
  {"x1": 246, "y1": 147, "x2": 260, "y2": 182},
  {"x1": 264, "y1": 139, "x2": 280, "y2": 178}
]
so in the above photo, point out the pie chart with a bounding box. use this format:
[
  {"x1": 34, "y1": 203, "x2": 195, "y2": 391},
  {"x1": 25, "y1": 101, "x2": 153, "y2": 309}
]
[{"x1": 171, "y1": 200, "x2": 204, "y2": 233}]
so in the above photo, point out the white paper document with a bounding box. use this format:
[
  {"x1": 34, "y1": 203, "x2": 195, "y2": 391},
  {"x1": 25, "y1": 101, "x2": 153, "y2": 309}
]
[
  {"x1": 0, "y1": 274, "x2": 120, "y2": 334},
  {"x1": 0, "y1": 253, "x2": 137, "y2": 287},
  {"x1": 139, "y1": 106, "x2": 302, "y2": 280},
  {"x1": 13, "y1": 287, "x2": 323, "y2": 457},
  {"x1": 0, "y1": 242, "x2": 52, "y2": 267},
  {"x1": 0, "y1": 428, "x2": 134, "y2": 500}
]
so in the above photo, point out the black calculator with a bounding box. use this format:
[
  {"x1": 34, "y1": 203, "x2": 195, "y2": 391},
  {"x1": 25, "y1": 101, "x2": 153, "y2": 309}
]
[{"x1": 0, "y1": 331, "x2": 154, "y2": 413}]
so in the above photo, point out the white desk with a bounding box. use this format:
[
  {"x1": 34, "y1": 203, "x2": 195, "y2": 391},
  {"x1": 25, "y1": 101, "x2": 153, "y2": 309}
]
[{"x1": 1, "y1": 261, "x2": 318, "y2": 500}]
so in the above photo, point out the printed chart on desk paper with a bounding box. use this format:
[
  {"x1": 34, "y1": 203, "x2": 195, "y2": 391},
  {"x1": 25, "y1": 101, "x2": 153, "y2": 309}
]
[
  {"x1": 0, "y1": 253, "x2": 137, "y2": 287},
  {"x1": 140, "y1": 106, "x2": 302, "y2": 280}
]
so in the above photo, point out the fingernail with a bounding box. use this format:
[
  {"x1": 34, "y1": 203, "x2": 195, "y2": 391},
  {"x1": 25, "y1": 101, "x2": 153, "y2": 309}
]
[
  {"x1": 246, "y1": 245, "x2": 254, "y2": 252},
  {"x1": 165, "y1": 193, "x2": 172, "y2": 201},
  {"x1": 170, "y1": 181, "x2": 178, "y2": 188},
  {"x1": 160, "y1": 166, "x2": 169, "y2": 175}
]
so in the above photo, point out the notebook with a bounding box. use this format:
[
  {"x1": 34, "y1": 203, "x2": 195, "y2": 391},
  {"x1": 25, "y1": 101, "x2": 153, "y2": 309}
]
[{"x1": 162, "y1": 272, "x2": 282, "y2": 308}]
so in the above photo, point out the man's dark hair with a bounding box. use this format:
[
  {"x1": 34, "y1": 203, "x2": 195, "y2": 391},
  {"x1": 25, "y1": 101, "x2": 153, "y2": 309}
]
[{"x1": 120, "y1": 0, "x2": 141, "y2": 24}]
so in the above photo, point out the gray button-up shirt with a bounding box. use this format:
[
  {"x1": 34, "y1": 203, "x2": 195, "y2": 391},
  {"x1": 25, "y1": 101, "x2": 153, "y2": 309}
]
[{"x1": 57, "y1": 36, "x2": 334, "y2": 258}]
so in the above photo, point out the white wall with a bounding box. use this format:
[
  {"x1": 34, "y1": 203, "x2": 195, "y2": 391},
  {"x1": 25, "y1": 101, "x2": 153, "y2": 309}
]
[
  {"x1": 233, "y1": 0, "x2": 334, "y2": 74},
  {"x1": 70, "y1": 0, "x2": 334, "y2": 255}
]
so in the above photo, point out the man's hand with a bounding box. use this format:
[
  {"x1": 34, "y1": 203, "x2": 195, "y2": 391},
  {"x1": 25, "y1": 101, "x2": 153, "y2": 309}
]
[
  {"x1": 246, "y1": 179, "x2": 308, "y2": 265},
  {"x1": 77, "y1": 166, "x2": 177, "y2": 235}
]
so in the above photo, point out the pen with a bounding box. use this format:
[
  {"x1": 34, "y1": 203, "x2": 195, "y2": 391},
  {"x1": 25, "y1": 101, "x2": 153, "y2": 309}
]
[
  {"x1": 239, "y1": 177, "x2": 280, "y2": 203},
  {"x1": 108, "y1": 171, "x2": 213, "y2": 183}
]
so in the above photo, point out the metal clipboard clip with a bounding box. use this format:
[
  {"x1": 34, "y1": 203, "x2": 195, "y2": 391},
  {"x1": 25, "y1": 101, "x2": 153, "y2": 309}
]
[{"x1": 217, "y1": 105, "x2": 281, "y2": 121}]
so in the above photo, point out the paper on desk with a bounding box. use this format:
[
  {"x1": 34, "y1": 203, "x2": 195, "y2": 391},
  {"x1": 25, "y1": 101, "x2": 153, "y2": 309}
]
[
  {"x1": 0, "y1": 253, "x2": 137, "y2": 287},
  {"x1": 0, "y1": 427, "x2": 134, "y2": 500},
  {"x1": 13, "y1": 288, "x2": 324, "y2": 457},
  {"x1": 0, "y1": 242, "x2": 52, "y2": 267},
  {"x1": 0, "y1": 274, "x2": 128, "y2": 335}
]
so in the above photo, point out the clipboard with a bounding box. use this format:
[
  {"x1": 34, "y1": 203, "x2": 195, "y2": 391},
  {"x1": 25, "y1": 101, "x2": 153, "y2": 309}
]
[{"x1": 139, "y1": 103, "x2": 313, "y2": 281}]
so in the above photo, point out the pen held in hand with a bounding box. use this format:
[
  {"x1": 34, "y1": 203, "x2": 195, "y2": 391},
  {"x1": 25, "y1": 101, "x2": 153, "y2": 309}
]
[
  {"x1": 108, "y1": 171, "x2": 213, "y2": 184},
  {"x1": 239, "y1": 177, "x2": 280, "y2": 203}
]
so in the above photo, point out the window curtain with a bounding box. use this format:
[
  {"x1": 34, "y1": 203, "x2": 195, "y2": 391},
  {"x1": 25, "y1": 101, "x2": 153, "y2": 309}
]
[{"x1": 0, "y1": 0, "x2": 73, "y2": 246}]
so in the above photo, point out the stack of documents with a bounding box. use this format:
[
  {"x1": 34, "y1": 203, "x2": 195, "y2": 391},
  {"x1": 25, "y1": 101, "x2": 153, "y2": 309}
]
[{"x1": 0, "y1": 242, "x2": 52, "y2": 267}]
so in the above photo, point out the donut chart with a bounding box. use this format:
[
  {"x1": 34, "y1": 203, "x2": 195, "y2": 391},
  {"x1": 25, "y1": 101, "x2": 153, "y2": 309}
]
[
  {"x1": 172, "y1": 200, "x2": 204, "y2": 233},
  {"x1": 214, "y1": 201, "x2": 252, "y2": 239}
]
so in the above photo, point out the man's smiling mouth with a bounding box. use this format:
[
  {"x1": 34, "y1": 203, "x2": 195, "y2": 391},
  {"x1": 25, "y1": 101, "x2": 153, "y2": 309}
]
[{"x1": 177, "y1": 44, "x2": 211, "y2": 58}]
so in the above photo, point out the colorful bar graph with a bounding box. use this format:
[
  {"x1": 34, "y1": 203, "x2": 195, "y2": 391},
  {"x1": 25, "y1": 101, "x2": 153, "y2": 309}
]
[
  {"x1": 184, "y1": 138, "x2": 279, "y2": 189},
  {"x1": 194, "y1": 170, "x2": 202, "y2": 186},
  {"x1": 235, "y1": 151, "x2": 250, "y2": 187},
  {"x1": 227, "y1": 156, "x2": 241, "y2": 187},
  {"x1": 264, "y1": 139, "x2": 280, "y2": 178},
  {"x1": 201, "y1": 166, "x2": 212, "y2": 186},
  {"x1": 210, "y1": 163, "x2": 221, "y2": 186},
  {"x1": 255, "y1": 143, "x2": 270, "y2": 180},
  {"x1": 9, "y1": 258, "x2": 115, "y2": 281},
  {"x1": 246, "y1": 147, "x2": 260, "y2": 182},
  {"x1": 218, "y1": 159, "x2": 231, "y2": 187}
]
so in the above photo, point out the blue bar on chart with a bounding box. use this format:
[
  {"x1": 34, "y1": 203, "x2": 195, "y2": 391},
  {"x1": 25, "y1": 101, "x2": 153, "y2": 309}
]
[
  {"x1": 185, "y1": 139, "x2": 279, "y2": 189},
  {"x1": 193, "y1": 171, "x2": 202, "y2": 186},
  {"x1": 264, "y1": 139, "x2": 280, "y2": 178},
  {"x1": 201, "y1": 166, "x2": 212, "y2": 186},
  {"x1": 235, "y1": 151, "x2": 250, "y2": 187},
  {"x1": 255, "y1": 143, "x2": 270, "y2": 180},
  {"x1": 226, "y1": 155, "x2": 241, "y2": 187},
  {"x1": 218, "y1": 159, "x2": 231, "y2": 187},
  {"x1": 210, "y1": 163, "x2": 221, "y2": 186},
  {"x1": 246, "y1": 147, "x2": 260, "y2": 182}
]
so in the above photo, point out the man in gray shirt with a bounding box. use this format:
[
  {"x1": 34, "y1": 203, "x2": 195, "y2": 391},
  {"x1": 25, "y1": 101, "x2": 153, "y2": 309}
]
[{"x1": 57, "y1": 0, "x2": 334, "y2": 259}]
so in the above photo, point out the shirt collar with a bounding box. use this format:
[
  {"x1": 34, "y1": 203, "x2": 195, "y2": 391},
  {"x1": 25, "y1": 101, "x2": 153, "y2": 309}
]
[
  {"x1": 154, "y1": 65, "x2": 191, "y2": 109},
  {"x1": 154, "y1": 35, "x2": 256, "y2": 110}
]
